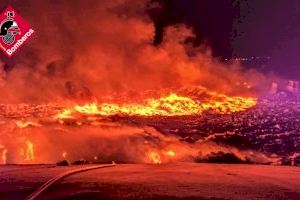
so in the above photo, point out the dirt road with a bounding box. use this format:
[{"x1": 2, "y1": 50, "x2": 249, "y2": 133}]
[{"x1": 0, "y1": 163, "x2": 299, "y2": 199}]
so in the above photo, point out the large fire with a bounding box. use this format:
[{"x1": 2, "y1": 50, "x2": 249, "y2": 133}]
[
  {"x1": 0, "y1": 0, "x2": 276, "y2": 167},
  {"x1": 55, "y1": 92, "x2": 256, "y2": 119},
  {"x1": 0, "y1": 90, "x2": 256, "y2": 164}
]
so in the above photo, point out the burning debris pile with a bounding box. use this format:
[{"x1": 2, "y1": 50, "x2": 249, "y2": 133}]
[
  {"x1": 2, "y1": 87, "x2": 294, "y2": 166},
  {"x1": 124, "y1": 90, "x2": 300, "y2": 165},
  {"x1": 55, "y1": 92, "x2": 256, "y2": 119},
  {"x1": 0, "y1": 0, "x2": 291, "y2": 165},
  {"x1": 0, "y1": 89, "x2": 262, "y2": 165}
]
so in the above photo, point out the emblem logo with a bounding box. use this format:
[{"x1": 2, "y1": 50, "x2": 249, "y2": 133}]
[{"x1": 0, "y1": 6, "x2": 34, "y2": 57}]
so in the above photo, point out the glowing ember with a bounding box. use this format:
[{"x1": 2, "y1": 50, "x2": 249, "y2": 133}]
[
  {"x1": 147, "y1": 149, "x2": 177, "y2": 164},
  {"x1": 55, "y1": 92, "x2": 256, "y2": 119},
  {"x1": 62, "y1": 151, "x2": 67, "y2": 158},
  {"x1": 148, "y1": 151, "x2": 162, "y2": 164},
  {"x1": 165, "y1": 150, "x2": 176, "y2": 157},
  {"x1": 16, "y1": 120, "x2": 41, "y2": 128}
]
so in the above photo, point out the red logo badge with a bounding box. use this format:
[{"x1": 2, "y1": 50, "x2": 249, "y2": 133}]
[{"x1": 0, "y1": 6, "x2": 34, "y2": 57}]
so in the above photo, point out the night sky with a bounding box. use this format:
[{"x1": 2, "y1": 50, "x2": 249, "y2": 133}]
[{"x1": 154, "y1": 0, "x2": 300, "y2": 79}]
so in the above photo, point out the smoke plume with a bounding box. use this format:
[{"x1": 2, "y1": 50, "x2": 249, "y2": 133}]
[{"x1": 0, "y1": 0, "x2": 273, "y2": 103}]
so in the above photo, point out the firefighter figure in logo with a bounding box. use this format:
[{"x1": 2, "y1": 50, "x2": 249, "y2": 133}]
[{"x1": 0, "y1": 11, "x2": 20, "y2": 45}]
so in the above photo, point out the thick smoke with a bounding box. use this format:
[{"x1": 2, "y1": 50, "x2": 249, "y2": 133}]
[
  {"x1": 0, "y1": 0, "x2": 274, "y2": 103},
  {"x1": 0, "y1": 120, "x2": 279, "y2": 164}
]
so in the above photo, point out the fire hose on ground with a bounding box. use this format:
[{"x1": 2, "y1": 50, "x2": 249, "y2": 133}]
[{"x1": 25, "y1": 163, "x2": 117, "y2": 200}]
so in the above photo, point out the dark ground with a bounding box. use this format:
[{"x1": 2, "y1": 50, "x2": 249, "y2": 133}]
[{"x1": 0, "y1": 163, "x2": 299, "y2": 200}]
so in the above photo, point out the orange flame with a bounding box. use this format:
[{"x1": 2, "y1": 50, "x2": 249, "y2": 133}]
[
  {"x1": 62, "y1": 151, "x2": 67, "y2": 158},
  {"x1": 0, "y1": 146, "x2": 7, "y2": 164},
  {"x1": 16, "y1": 120, "x2": 41, "y2": 128},
  {"x1": 165, "y1": 150, "x2": 176, "y2": 157},
  {"x1": 24, "y1": 140, "x2": 34, "y2": 161},
  {"x1": 147, "y1": 149, "x2": 177, "y2": 164},
  {"x1": 55, "y1": 92, "x2": 256, "y2": 119},
  {"x1": 55, "y1": 109, "x2": 73, "y2": 119},
  {"x1": 148, "y1": 151, "x2": 162, "y2": 164}
]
